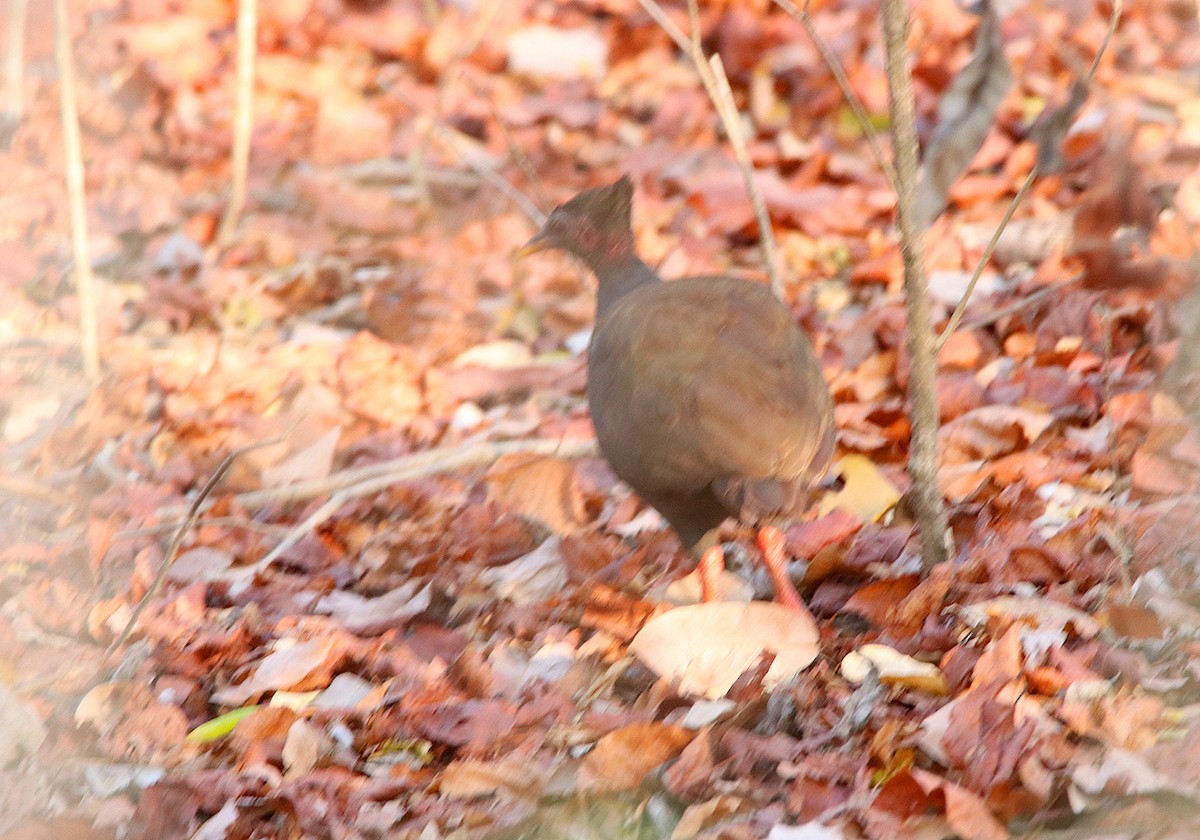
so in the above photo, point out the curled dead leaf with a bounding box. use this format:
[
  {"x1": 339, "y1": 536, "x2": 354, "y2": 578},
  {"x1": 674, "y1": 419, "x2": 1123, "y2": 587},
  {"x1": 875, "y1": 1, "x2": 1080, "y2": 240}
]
[
  {"x1": 629, "y1": 602, "x2": 819, "y2": 700},
  {"x1": 578, "y1": 722, "x2": 693, "y2": 792},
  {"x1": 818, "y1": 455, "x2": 901, "y2": 523},
  {"x1": 485, "y1": 453, "x2": 587, "y2": 535},
  {"x1": 842, "y1": 644, "x2": 948, "y2": 695}
]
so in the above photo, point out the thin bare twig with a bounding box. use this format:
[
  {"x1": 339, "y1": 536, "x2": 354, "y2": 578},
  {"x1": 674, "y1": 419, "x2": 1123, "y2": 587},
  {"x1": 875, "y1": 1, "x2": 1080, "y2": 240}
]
[
  {"x1": 882, "y1": 0, "x2": 950, "y2": 569},
  {"x1": 432, "y1": 127, "x2": 546, "y2": 224},
  {"x1": 2, "y1": 0, "x2": 28, "y2": 140},
  {"x1": 463, "y1": 75, "x2": 551, "y2": 210},
  {"x1": 411, "y1": 0, "x2": 502, "y2": 209},
  {"x1": 386, "y1": 96, "x2": 546, "y2": 223},
  {"x1": 112, "y1": 516, "x2": 292, "y2": 542},
  {"x1": 957, "y1": 280, "x2": 1062, "y2": 333},
  {"x1": 934, "y1": 0, "x2": 1122, "y2": 350},
  {"x1": 248, "y1": 437, "x2": 598, "y2": 573},
  {"x1": 236, "y1": 437, "x2": 592, "y2": 509},
  {"x1": 53, "y1": 0, "x2": 99, "y2": 382},
  {"x1": 218, "y1": 0, "x2": 257, "y2": 243},
  {"x1": 107, "y1": 441, "x2": 275, "y2": 655},
  {"x1": 639, "y1": 0, "x2": 784, "y2": 299},
  {"x1": 770, "y1": 0, "x2": 896, "y2": 188},
  {"x1": 934, "y1": 166, "x2": 1037, "y2": 351}
]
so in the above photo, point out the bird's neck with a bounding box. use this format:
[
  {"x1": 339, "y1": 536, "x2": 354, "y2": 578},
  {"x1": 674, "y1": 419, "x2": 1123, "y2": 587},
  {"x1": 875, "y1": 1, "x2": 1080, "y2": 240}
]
[{"x1": 593, "y1": 254, "x2": 661, "y2": 317}]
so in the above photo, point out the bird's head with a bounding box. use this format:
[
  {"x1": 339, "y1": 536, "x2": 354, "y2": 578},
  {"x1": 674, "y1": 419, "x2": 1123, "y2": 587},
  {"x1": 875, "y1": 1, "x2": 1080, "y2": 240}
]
[{"x1": 519, "y1": 176, "x2": 635, "y2": 269}]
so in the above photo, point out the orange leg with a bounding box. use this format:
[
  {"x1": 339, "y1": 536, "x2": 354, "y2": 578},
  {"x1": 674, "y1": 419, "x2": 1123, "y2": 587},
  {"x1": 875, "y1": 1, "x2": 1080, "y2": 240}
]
[
  {"x1": 757, "y1": 525, "x2": 805, "y2": 612},
  {"x1": 698, "y1": 544, "x2": 725, "y2": 603}
]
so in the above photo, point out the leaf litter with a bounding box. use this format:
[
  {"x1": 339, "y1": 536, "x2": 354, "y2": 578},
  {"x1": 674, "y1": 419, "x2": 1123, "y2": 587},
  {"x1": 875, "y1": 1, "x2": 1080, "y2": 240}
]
[{"x1": 1, "y1": 0, "x2": 1200, "y2": 838}]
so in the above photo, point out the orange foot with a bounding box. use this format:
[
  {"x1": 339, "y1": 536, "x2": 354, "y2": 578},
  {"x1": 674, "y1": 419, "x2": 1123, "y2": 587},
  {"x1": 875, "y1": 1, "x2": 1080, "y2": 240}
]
[
  {"x1": 757, "y1": 525, "x2": 805, "y2": 612},
  {"x1": 698, "y1": 544, "x2": 725, "y2": 603}
]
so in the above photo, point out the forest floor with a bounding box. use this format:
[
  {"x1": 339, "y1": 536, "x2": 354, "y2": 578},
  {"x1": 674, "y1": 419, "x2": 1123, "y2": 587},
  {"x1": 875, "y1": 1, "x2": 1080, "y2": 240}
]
[{"x1": 3, "y1": 0, "x2": 1200, "y2": 838}]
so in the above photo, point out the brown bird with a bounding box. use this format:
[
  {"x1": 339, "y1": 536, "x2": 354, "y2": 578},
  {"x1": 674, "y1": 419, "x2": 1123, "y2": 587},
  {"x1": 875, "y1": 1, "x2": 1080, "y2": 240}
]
[{"x1": 520, "y1": 176, "x2": 834, "y2": 609}]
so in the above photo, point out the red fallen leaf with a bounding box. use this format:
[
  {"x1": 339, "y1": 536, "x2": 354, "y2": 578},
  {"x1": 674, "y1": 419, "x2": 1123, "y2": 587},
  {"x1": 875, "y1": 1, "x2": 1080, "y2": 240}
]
[
  {"x1": 559, "y1": 531, "x2": 620, "y2": 584},
  {"x1": 338, "y1": 332, "x2": 423, "y2": 426},
  {"x1": 1027, "y1": 666, "x2": 1072, "y2": 696},
  {"x1": 233, "y1": 706, "x2": 300, "y2": 748},
  {"x1": 212, "y1": 639, "x2": 340, "y2": 706},
  {"x1": 787, "y1": 774, "x2": 851, "y2": 824},
  {"x1": 948, "y1": 173, "x2": 1012, "y2": 208},
  {"x1": 785, "y1": 509, "x2": 862, "y2": 559},
  {"x1": 629, "y1": 602, "x2": 819, "y2": 699},
  {"x1": 987, "y1": 452, "x2": 1085, "y2": 489},
  {"x1": 939, "y1": 405, "x2": 1054, "y2": 464},
  {"x1": 445, "y1": 503, "x2": 535, "y2": 566},
  {"x1": 485, "y1": 453, "x2": 588, "y2": 535},
  {"x1": 579, "y1": 723, "x2": 694, "y2": 792},
  {"x1": 1107, "y1": 391, "x2": 1154, "y2": 426},
  {"x1": 871, "y1": 769, "x2": 929, "y2": 823},
  {"x1": 1059, "y1": 689, "x2": 1163, "y2": 750},
  {"x1": 892, "y1": 570, "x2": 952, "y2": 631},
  {"x1": 439, "y1": 755, "x2": 549, "y2": 800},
  {"x1": 938, "y1": 371, "x2": 986, "y2": 422},
  {"x1": 940, "y1": 680, "x2": 1037, "y2": 797},
  {"x1": 1130, "y1": 448, "x2": 1196, "y2": 497},
  {"x1": 971, "y1": 625, "x2": 1025, "y2": 687},
  {"x1": 842, "y1": 576, "x2": 921, "y2": 627},
  {"x1": 1045, "y1": 645, "x2": 1104, "y2": 685},
  {"x1": 941, "y1": 779, "x2": 1010, "y2": 840},
  {"x1": 1001, "y1": 544, "x2": 1068, "y2": 585},
  {"x1": 1002, "y1": 332, "x2": 1037, "y2": 360},
  {"x1": 850, "y1": 251, "x2": 901, "y2": 285},
  {"x1": 938, "y1": 329, "x2": 987, "y2": 369},
  {"x1": 663, "y1": 727, "x2": 717, "y2": 798},
  {"x1": 1103, "y1": 603, "x2": 1163, "y2": 640}
]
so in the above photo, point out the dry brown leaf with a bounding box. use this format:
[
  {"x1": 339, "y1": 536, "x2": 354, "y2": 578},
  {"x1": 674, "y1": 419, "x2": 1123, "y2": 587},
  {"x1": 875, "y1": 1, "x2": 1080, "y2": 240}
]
[
  {"x1": 317, "y1": 581, "x2": 432, "y2": 635},
  {"x1": 282, "y1": 719, "x2": 334, "y2": 778},
  {"x1": 213, "y1": 639, "x2": 339, "y2": 706},
  {"x1": 479, "y1": 537, "x2": 569, "y2": 605},
  {"x1": 939, "y1": 406, "x2": 1055, "y2": 464},
  {"x1": 260, "y1": 426, "x2": 341, "y2": 488},
  {"x1": 841, "y1": 576, "x2": 920, "y2": 627},
  {"x1": 670, "y1": 794, "x2": 745, "y2": 840},
  {"x1": 485, "y1": 453, "x2": 588, "y2": 535},
  {"x1": 913, "y1": 5, "x2": 1012, "y2": 228},
  {"x1": 842, "y1": 644, "x2": 948, "y2": 695},
  {"x1": 578, "y1": 722, "x2": 693, "y2": 792},
  {"x1": 629, "y1": 602, "x2": 820, "y2": 700},
  {"x1": 1101, "y1": 603, "x2": 1163, "y2": 640},
  {"x1": 818, "y1": 455, "x2": 902, "y2": 523},
  {"x1": 957, "y1": 596, "x2": 1101, "y2": 639},
  {"x1": 440, "y1": 755, "x2": 548, "y2": 799}
]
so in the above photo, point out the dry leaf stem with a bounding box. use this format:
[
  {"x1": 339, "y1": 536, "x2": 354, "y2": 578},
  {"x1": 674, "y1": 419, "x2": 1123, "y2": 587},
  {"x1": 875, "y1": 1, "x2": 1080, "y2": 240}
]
[
  {"x1": 53, "y1": 0, "x2": 99, "y2": 382},
  {"x1": 639, "y1": 0, "x2": 784, "y2": 299},
  {"x1": 935, "y1": 166, "x2": 1038, "y2": 351},
  {"x1": 218, "y1": 0, "x2": 257, "y2": 243},
  {"x1": 2, "y1": 0, "x2": 28, "y2": 137},
  {"x1": 107, "y1": 443, "x2": 275, "y2": 655},
  {"x1": 247, "y1": 437, "x2": 599, "y2": 571},
  {"x1": 936, "y1": 0, "x2": 1121, "y2": 351},
  {"x1": 771, "y1": 0, "x2": 896, "y2": 188}
]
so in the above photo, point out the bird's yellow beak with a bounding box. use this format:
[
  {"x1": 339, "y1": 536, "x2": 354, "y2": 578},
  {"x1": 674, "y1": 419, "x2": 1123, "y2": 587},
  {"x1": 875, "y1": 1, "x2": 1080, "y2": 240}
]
[{"x1": 516, "y1": 228, "x2": 552, "y2": 259}]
